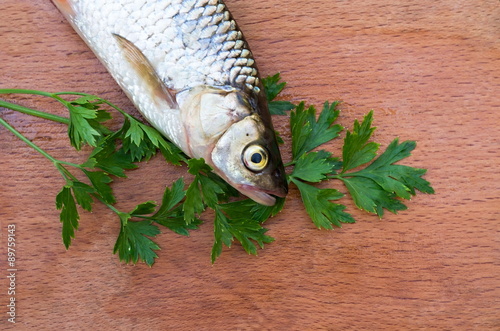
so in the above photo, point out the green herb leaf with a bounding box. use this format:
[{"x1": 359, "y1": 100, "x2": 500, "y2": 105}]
[
  {"x1": 339, "y1": 138, "x2": 434, "y2": 216},
  {"x1": 120, "y1": 116, "x2": 184, "y2": 164},
  {"x1": 67, "y1": 103, "x2": 101, "y2": 150},
  {"x1": 69, "y1": 95, "x2": 113, "y2": 136},
  {"x1": 291, "y1": 179, "x2": 355, "y2": 229},
  {"x1": 186, "y1": 158, "x2": 211, "y2": 175},
  {"x1": 290, "y1": 150, "x2": 341, "y2": 183},
  {"x1": 71, "y1": 181, "x2": 95, "y2": 212},
  {"x1": 87, "y1": 137, "x2": 137, "y2": 177},
  {"x1": 124, "y1": 118, "x2": 145, "y2": 147},
  {"x1": 158, "y1": 140, "x2": 185, "y2": 165},
  {"x1": 341, "y1": 110, "x2": 379, "y2": 172},
  {"x1": 184, "y1": 159, "x2": 237, "y2": 224},
  {"x1": 263, "y1": 73, "x2": 287, "y2": 101},
  {"x1": 130, "y1": 201, "x2": 157, "y2": 216},
  {"x1": 149, "y1": 178, "x2": 202, "y2": 236},
  {"x1": 290, "y1": 101, "x2": 343, "y2": 158},
  {"x1": 262, "y1": 73, "x2": 295, "y2": 115},
  {"x1": 184, "y1": 177, "x2": 205, "y2": 224},
  {"x1": 219, "y1": 197, "x2": 285, "y2": 224},
  {"x1": 156, "y1": 212, "x2": 202, "y2": 236},
  {"x1": 269, "y1": 100, "x2": 295, "y2": 115},
  {"x1": 341, "y1": 176, "x2": 407, "y2": 217},
  {"x1": 199, "y1": 174, "x2": 226, "y2": 208},
  {"x1": 153, "y1": 178, "x2": 186, "y2": 217},
  {"x1": 113, "y1": 216, "x2": 160, "y2": 266},
  {"x1": 56, "y1": 185, "x2": 80, "y2": 249},
  {"x1": 1, "y1": 76, "x2": 434, "y2": 264},
  {"x1": 82, "y1": 170, "x2": 115, "y2": 204},
  {"x1": 211, "y1": 206, "x2": 274, "y2": 263},
  {"x1": 70, "y1": 95, "x2": 105, "y2": 111},
  {"x1": 358, "y1": 139, "x2": 434, "y2": 195}
]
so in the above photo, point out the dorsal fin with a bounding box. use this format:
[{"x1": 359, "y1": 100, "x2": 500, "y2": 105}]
[
  {"x1": 112, "y1": 33, "x2": 178, "y2": 109},
  {"x1": 51, "y1": 0, "x2": 76, "y2": 18}
]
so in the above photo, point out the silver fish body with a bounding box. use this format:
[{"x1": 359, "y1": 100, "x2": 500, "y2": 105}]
[{"x1": 52, "y1": 0, "x2": 288, "y2": 205}]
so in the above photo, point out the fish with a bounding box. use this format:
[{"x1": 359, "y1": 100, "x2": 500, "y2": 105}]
[{"x1": 51, "y1": 0, "x2": 288, "y2": 206}]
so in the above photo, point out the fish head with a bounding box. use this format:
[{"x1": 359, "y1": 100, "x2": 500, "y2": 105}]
[{"x1": 211, "y1": 113, "x2": 288, "y2": 206}]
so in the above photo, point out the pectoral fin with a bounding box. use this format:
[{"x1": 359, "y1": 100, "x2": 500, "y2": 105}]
[{"x1": 113, "y1": 33, "x2": 178, "y2": 109}]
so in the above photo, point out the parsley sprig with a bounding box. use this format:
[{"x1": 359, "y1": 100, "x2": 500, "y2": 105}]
[
  {"x1": 0, "y1": 91, "x2": 192, "y2": 265},
  {"x1": 283, "y1": 99, "x2": 433, "y2": 227},
  {"x1": 0, "y1": 75, "x2": 433, "y2": 265},
  {"x1": 261, "y1": 73, "x2": 433, "y2": 227}
]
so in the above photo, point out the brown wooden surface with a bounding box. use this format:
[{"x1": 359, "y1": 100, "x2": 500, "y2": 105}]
[{"x1": 1, "y1": 0, "x2": 499, "y2": 330}]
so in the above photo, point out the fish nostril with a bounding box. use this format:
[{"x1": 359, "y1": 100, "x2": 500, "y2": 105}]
[{"x1": 272, "y1": 167, "x2": 288, "y2": 193}]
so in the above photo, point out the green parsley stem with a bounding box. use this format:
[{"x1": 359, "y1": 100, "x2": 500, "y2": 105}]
[
  {"x1": 89, "y1": 192, "x2": 127, "y2": 224},
  {"x1": 95, "y1": 195, "x2": 120, "y2": 214},
  {"x1": 59, "y1": 160, "x2": 86, "y2": 169},
  {"x1": 54, "y1": 92, "x2": 92, "y2": 96},
  {"x1": 0, "y1": 116, "x2": 59, "y2": 163},
  {"x1": 0, "y1": 116, "x2": 82, "y2": 184},
  {"x1": 0, "y1": 99, "x2": 69, "y2": 124},
  {"x1": 0, "y1": 88, "x2": 56, "y2": 98},
  {"x1": 128, "y1": 215, "x2": 151, "y2": 220},
  {"x1": 94, "y1": 98, "x2": 128, "y2": 116},
  {"x1": 54, "y1": 163, "x2": 78, "y2": 183},
  {"x1": 284, "y1": 161, "x2": 296, "y2": 167},
  {"x1": 0, "y1": 88, "x2": 70, "y2": 105},
  {"x1": 55, "y1": 92, "x2": 129, "y2": 117},
  {"x1": 0, "y1": 89, "x2": 80, "y2": 108}
]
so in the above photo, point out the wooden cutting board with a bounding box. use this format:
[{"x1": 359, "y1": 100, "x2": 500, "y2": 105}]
[{"x1": 1, "y1": 0, "x2": 498, "y2": 329}]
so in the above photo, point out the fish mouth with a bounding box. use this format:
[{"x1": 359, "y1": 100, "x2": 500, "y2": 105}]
[{"x1": 238, "y1": 184, "x2": 287, "y2": 206}]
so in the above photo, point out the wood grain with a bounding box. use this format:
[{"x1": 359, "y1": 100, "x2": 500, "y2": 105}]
[{"x1": 1, "y1": 0, "x2": 499, "y2": 329}]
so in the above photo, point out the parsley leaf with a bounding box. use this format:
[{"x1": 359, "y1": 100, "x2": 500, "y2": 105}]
[
  {"x1": 114, "y1": 114, "x2": 184, "y2": 164},
  {"x1": 82, "y1": 170, "x2": 115, "y2": 204},
  {"x1": 86, "y1": 137, "x2": 137, "y2": 177},
  {"x1": 71, "y1": 180, "x2": 95, "y2": 212},
  {"x1": 262, "y1": 73, "x2": 295, "y2": 115},
  {"x1": 153, "y1": 178, "x2": 186, "y2": 217},
  {"x1": 339, "y1": 137, "x2": 434, "y2": 217},
  {"x1": 182, "y1": 158, "x2": 275, "y2": 262},
  {"x1": 151, "y1": 178, "x2": 203, "y2": 236},
  {"x1": 184, "y1": 158, "x2": 237, "y2": 224},
  {"x1": 55, "y1": 185, "x2": 80, "y2": 249},
  {"x1": 111, "y1": 179, "x2": 204, "y2": 265},
  {"x1": 290, "y1": 101, "x2": 343, "y2": 158},
  {"x1": 220, "y1": 198, "x2": 285, "y2": 224},
  {"x1": 341, "y1": 111, "x2": 379, "y2": 172},
  {"x1": 211, "y1": 205, "x2": 274, "y2": 263},
  {"x1": 210, "y1": 198, "x2": 284, "y2": 262},
  {"x1": 263, "y1": 73, "x2": 286, "y2": 101},
  {"x1": 287, "y1": 101, "x2": 434, "y2": 226},
  {"x1": 290, "y1": 150, "x2": 341, "y2": 183},
  {"x1": 340, "y1": 176, "x2": 407, "y2": 216},
  {"x1": 183, "y1": 176, "x2": 206, "y2": 224},
  {"x1": 70, "y1": 95, "x2": 113, "y2": 133},
  {"x1": 130, "y1": 201, "x2": 158, "y2": 215},
  {"x1": 66, "y1": 103, "x2": 101, "y2": 150},
  {"x1": 269, "y1": 100, "x2": 296, "y2": 116},
  {"x1": 113, "y1": 215, "x2": 160, "y2": 266},
  {"x1": 291, "y1": 179, "x2": 355, "y2": 229}
]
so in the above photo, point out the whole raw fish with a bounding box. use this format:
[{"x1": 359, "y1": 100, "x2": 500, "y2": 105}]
[{"x1": 51, "y1": 0, "x2": 288, "y2": 206}]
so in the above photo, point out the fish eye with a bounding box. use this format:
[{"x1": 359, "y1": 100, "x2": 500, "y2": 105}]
[{"x1": 243, "y1": 144, "x2": 268, "y2": 172}]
